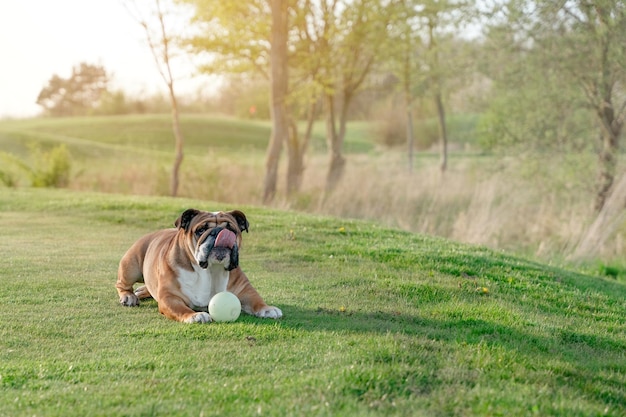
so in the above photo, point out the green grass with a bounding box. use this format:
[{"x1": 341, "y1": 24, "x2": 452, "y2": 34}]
[
  {"x1": 1, "y1": 188, "x2": 625, "y2": 416},
  {"x1": 0, "y1": 114, "x2": 375, "y2": 159},
  {"x1": 0, "y1": 115, "x2": 269, "y2": 161},
  {"x1": 0, "y1": 114, "x2": 377, "y2": 197}
]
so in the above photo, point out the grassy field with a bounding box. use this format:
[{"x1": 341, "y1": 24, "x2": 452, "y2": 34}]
[
  {"x1": 0, "y1": 188, "x2": 625, "y2": 416},
  {"x1": 0, "y1": 114, "x2": 375, "y2": 158},
  {"x1": 0, "y1": 114, "x2": 622, "y2": 265}
]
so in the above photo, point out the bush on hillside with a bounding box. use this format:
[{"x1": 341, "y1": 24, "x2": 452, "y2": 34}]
[
  {"x1": 0, "y1": 144, "x2": 72, "y2": 188},
  {"x1": 0, "y1": 170, "x2": 17, "y2": 187}
]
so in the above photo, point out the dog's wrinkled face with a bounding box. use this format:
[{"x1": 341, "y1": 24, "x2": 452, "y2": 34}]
[{"x1": 175, "y1": 209, "x2": 249, "y2": 271}]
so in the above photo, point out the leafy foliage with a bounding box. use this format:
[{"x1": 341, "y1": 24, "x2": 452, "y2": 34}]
[
  {"x1": 182, "y1": 0, "x2": 271, "y2": 77},
  {"x1": 479, "y1": 0, "x2": 626, "y2": 210},
  {"x1": 0, "y1": 144, "x2": 71, "y2": 188},
  {"x1": 36, "y1": 63, "x2": 109, "y2": 117}
]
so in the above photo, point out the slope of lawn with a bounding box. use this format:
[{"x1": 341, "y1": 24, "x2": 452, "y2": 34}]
[
  {"x1": 0, "y1": 114, "x2": 379, "y2": 200},
  {"x1": 0, "y1": 188, "x2": 624, "y2": 416},
  {"x1": 0, "y1": 114, "x2": 376, "y2": 159}
]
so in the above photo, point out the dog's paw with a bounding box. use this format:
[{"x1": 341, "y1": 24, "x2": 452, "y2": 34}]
[
  {"x1": 120, "y1": 293, "x2": 139, "y2": 307},
  {"x1": 255, "y1": 306, "x2": 282, "y2": 319},
  {"x1": 184, "y1": 312, "x2": 212, "y2": 324},
  {"x1": 134, "y1": 285, "x2": 152, "y2": 300}
]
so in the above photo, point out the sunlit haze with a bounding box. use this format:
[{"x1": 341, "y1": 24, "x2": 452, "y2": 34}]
[{"x1": 0, "y1": 0, "x2": 206, "y2": 118}]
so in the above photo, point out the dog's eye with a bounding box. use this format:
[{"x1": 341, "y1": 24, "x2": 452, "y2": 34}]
[{"x1": 195, "y1": 226, "x2": 207, "y2": 236}]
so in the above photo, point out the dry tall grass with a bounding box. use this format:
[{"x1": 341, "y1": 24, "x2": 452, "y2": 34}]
[
  {"x1": 300, "y1": 152, "x2": 596, "y2": 259},
  {"x1": 570, "y1": 172, "x2": 626, "y2": 260},
  {"x1": 70, "y1": 148, "x2": 620, "y2": 262}
]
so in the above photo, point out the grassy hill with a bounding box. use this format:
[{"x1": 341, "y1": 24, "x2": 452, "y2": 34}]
[
  {"x1": 0, "y1": 188, "x2": 624, "y2": 416},
  {"x1": 0, "y1": 114, "x2": 378, "y2": 201},
  {"x1": 0, "y1": 114, "x2": 375, "y2": 158},
  {"x1": 3, "y1": 114, "x2": 626, "y2": 267}
]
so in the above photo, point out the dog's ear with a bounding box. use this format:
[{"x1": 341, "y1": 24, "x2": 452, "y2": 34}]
[
  {"x1": 175, "y1": 208, "x2": 200, "y2": 231},
  {"x1": 228, "y1": 210, "x2": 249, "y2": 233}
]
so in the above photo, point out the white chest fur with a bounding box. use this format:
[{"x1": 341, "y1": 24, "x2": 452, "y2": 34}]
[{"x1": 176, "y1": 265, "x2": 229, "y2": 308}]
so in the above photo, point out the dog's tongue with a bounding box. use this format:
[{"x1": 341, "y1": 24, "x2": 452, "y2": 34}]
[{"x1": 214, "y1": 229, "x2": 236, "y2": 249}]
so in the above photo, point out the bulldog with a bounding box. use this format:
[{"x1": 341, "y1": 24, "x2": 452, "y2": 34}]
[{"x1": 115, "y1": 208, "x2": 282, "y2": 323}]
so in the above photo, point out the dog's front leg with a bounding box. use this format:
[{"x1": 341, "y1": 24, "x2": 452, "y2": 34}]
[
  {"x1": 227, "y1": 267, "x2": 283, "y2": 319},
  {"x1": 117, "y1": 255, "x2": 142, "y2": 307},
  {"x1": 158, "y1": 295, "x2": 211, "y2": 323}
]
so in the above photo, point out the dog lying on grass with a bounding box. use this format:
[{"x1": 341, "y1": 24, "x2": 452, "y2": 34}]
[{"x1": 116, "y1": 208, "x2": 282, "y2": 323}]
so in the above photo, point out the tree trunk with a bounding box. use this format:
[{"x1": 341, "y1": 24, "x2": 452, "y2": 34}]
[
  {"x1": 326, "y1": 154, "x2": 346, "y2": 194},
  {"x1": 337, "y1": 93, "x2": 350, "y2": 148},
  {"x1": 285, "y1": 99, "x2": 317, "y2": 197},
  {"x1": 403, "y1": 29, "x2": 414, "y2": 173},
  {"x1": 571, "y1": 171, "x2": 626, "y2": 260},
  {"x1": 324, "y1": 93, "x2": 346, "y2": 194},
  {"x1": 168, "y1": 84, "x2": 184, "y2": 197},
  {"x1": 426, "y1": 17, "x2": 447, "y2": 174},
  {"x1": 590, "y1": 5, "x2": 623, "y2": 210},
  {"x1": 131, "y1": 0, "x2": 184, "y2": 198},
  {"x1": 286, "y1": 119, "x2": 302, "y2": 197},
  {"x1": 593, "y1": 90, "x2": 622, "y2": 212},
  {"x1": 302, "y1": 97, "x2": 317, "y2": 157},
  {"x1": 407, "y1": 109, "x2": 415, "y2": 173},
  {"x1": 263, "y1": 0, "x2": 289, "y2": 204},
  {"x1": 435, "y1": 91, "x2": 447, "y2": 173}
]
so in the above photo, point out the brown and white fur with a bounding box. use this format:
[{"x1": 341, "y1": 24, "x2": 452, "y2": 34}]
[{"x1": 116, "y1": 208, "x2": 282, "y2": 323}]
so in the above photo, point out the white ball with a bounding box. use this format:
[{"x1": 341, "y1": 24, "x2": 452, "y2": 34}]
[{"x1": 209, "y1": 291, "x2": 241, "y2": 322}]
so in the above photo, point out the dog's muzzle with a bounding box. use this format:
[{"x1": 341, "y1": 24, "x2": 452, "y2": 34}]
[{"x1": 195, "y1": 227, "x2": 239, "y2": 270}]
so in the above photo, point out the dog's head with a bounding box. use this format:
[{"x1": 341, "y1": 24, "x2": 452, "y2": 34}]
[{"x1": 175, "y1": 208, "x2": 249, "y2": 271}]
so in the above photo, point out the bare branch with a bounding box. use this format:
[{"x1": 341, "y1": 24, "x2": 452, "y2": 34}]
[{"x1": 122, "y1": 0, "x2": 184, "y2": 197}]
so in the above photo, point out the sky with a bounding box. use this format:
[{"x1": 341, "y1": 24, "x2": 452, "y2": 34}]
[{"x1": 0, "y1": 0, "x2": 208, "y2": 118}]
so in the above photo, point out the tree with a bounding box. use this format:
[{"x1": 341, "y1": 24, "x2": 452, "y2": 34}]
[
  {"x1": 387, "y1": 0, "x2": 421, "y2": 172},
  {"x1": 36, "y1": 63, "x2": 109, "y2": 116},
  {"x1": 483, "y1": 0, "x2": 626, "y2": 212},
  {"x1": 384, "y1": 0, "x2": 476, "y2": 173},
  {"x1": 124, "y1": 0, "x2": 186, "y2": 197},
  {"x1": 305, "y1": 0, "x2": 391, "y2": 194},
  {"x1": 183, "y1": 0, "x2": 399, "y2": 199},
  {"x1": 413, "y1": 0, "x2": 475, "y2": 174},
  {"x1": 184, "y1": 0, "x2": 301, "y2": 203},
  {"x1": 425, "y1": 9, "x2": 449, "y2": 173},
  {"x1": 184, "y1": 1, "x2": 271, "y2": 78},
  {"x1": 264, "y1": 0, "x2": 291, "y2": 204},
  {"x1": 568, "y1": 2, "x2": 626, "y2": 212}
]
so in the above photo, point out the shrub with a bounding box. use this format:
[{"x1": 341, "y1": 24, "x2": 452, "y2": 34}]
[
  {"x1": 0, "y1": 170, "x2": 17, "y2": 187},
  {"x1": 31, "y1": 144, "x2": 72, "y2": 187},
  {"x1": 0, "y1": 144, "x2": 72, "y2": 188}
]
